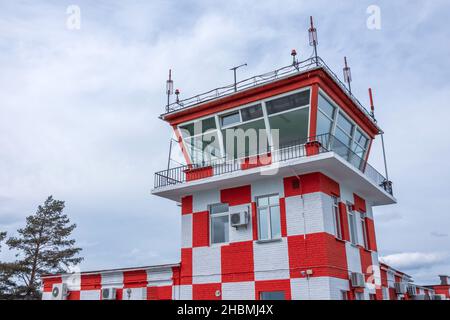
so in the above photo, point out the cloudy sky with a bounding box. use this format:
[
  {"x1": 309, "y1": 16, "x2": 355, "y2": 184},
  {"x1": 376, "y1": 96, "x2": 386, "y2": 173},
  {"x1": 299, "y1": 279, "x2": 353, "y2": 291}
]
[{"x1": 1, "y1": 0, "x2": 449, "y2": 284}]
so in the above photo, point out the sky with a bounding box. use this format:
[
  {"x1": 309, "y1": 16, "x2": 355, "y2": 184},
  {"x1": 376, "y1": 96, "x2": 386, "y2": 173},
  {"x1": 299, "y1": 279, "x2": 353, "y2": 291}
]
[{"x1": 1, "y1": 0, "x2": 450, "y2": 284}]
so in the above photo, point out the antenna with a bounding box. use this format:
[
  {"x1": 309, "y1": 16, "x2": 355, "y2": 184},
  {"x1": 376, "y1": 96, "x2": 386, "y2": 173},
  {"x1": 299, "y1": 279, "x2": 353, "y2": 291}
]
[
  {"x1": 230, "y1": 63, "x2": 247, "y2": 92},
  {"x1": 291, "y1": 49, "x2": 299, "y2": 70},
  {"x1": 343, "y1": 57, "x2": 352, "y2": 94},
  {"x1": 308, "y1": 16, "x2": 318, "y2": 66},
  {"x1": 166, "y1": 69, "x2": 174, "y2": 111},
  {"x1": 368, "y1": 88, "x2": 375, "y2": 118}
]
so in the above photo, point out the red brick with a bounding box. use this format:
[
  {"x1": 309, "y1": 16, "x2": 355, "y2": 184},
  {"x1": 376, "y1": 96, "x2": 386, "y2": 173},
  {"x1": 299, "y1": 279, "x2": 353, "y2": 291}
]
[
  {"x1": 221, "y1": 241, "x2": 254, "y2": 283},
  {"x1": 192, "y1": 211, "x2": 209, "y2": 247},
  {"x1": 221, "y1": 185, "x2": 251, "y2": 206}
]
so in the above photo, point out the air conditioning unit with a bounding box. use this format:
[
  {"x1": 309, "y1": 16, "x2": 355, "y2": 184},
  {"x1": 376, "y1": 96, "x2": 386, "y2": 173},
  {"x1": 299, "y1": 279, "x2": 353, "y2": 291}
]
[
  {"x1": 230, "y1": 211, "x2": 249, "y2": 228},
  {"x1": 51, "y1": 283, "x2": 68, "y2": 300},
  {"x1": 102, "y1": 288, "x2": 116, "y2": 300},
  {"x1": 395, "y1": 282, "x2": 407, "y2": 294},
  {"x1": 351, "y1": 272, "x2": 365, "y2": 288},
  {"x1": 407, "y1": 285, "x2": 416, "y2": 296}
]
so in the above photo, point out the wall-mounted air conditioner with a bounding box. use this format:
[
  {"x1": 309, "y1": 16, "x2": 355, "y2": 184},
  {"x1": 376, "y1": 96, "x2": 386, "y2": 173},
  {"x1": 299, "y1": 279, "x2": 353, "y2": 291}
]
[
  {"x1": 51, "y1": 283, "x2": 68, "y2": 300},
  {"x1": 230, "y1": 210, "x2": 249, "y2": 228},
  {"x1": 102, "y1": 288, "x2": 117, "y2": 300},
  {"x1": 351, "y1": 272, "x2": 365, "y2": 288},
  {"x1": 395, "y1": 282, "x2": 407, "y2": 294}
]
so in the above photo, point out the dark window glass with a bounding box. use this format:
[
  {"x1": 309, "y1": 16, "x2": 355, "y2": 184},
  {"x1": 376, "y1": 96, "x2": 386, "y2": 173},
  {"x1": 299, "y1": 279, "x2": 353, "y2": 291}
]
[
  {"x1": 266, "y1": 90, "x2": 310, "y2": 115},
  {"x1": 241, "y1": 104, "x2": 263, "y2": 122},
  {"x1": 221, "y1": 112, "x2": 240, "y2": 127},
  {"x1": 260, "y1": 291, "x2": 285, "y2": 300}
]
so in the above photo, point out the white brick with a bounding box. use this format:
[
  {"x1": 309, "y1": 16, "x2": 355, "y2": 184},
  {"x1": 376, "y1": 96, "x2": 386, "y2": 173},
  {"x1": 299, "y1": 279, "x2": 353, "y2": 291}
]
[
  {"x1": 285, "y1": 193, "x2": 325, "y2": 236},
  {"x1": 193, "y1": 189, "x2": 219, "y2": 213},
  {"x1": 174, "y1": 285, "x2": 192, "y2": 300},
  {"x1": 122, "y1": 287, "x2": 147, "y2": 300},
  {"x1": 80, "y1": 290, "x2": 100, "y2": 300},
  {"x1": 251, "y1": 177, "x2": 284, "y2": 199},
  {"x1": 147, "y1": 268, "x2": 173, "y2": 287},
  {"x1": 181, "y1": 214, "x2": 192, "y2": 248},
  {"x1": 101, "y1": 271, "x2": 124, "y2": 288},
  {"x1": 253, "y1": 238, "x2": 289, "y2": 280},
  {"x1": 222, "y1": 282, "x2": 255, "y2": 300},
  {"x1": 62, "y1": 273, "x2": 80, "y2": 291},
  {"x1": 192, "y1": 246, "x2": 221, "y2": 284}
]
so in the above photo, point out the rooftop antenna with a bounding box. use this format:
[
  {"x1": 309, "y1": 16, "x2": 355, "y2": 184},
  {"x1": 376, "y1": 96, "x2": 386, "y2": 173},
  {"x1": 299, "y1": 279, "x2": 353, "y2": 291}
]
[
  {"x1": 308, "y1": 16, "x2": 318, "y2": 66},
  {"x1": 370, "y1": 88, "x2": 391, "y2": 187},
  {"x1": 166, "y1": 69, "x2": 174, "y2": 112},
  {"x1": 230, "y1": 63, "x2": 247, "y2": 92},
  {"x1": 175, "y1": 89, "x2": 180, "y2": 104},
  {"x1": 291, "y1": 49, "x2": 299, "y2": 71},
  {"x1": 343, "y1": 57, "x2": 352, "y2": 94},
  {"x1": 368, "y1": 88, "x2": 375, "y2": 118}
]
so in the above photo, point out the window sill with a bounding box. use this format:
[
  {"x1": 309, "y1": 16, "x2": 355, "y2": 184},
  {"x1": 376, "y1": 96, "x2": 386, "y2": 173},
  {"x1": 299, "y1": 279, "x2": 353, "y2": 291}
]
[
  {"x1": 256, "y1": 238, "x2": 283, "y2": 244},
  {"x1": 335, "y1": 237, "x2": 346, "y2": 244}
]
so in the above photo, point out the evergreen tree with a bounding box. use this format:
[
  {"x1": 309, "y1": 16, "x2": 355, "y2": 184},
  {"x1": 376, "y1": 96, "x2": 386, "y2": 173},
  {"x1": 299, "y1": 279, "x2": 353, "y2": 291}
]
[
  {"x1": 1, "y1": 231, "x2": 17, "y2": 299},
  {"x1": 6, "y1": 196, "x2": 83, "y2": 299}
]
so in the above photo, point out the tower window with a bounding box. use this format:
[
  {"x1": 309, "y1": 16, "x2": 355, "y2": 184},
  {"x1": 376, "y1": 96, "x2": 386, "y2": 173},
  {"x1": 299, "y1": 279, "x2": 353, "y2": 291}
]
[
  {"x1": 332, "y1": 196, "x2": 342, "y2": 239},
  {"x1": 209, "y1": 203, "x2": 229, "y2": 245},
  {"x1": 257, "y1": 195, "x2": 281, "y2": 241},
  {"x1": 347, "y1": 204, "x2": 358, "y2": 245}
]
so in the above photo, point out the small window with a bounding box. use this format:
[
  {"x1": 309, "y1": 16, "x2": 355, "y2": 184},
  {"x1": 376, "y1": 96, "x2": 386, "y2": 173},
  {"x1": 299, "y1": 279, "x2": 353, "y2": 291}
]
[
  {"x1": 260, "y1": 291, "x2": 285, "y2": 300},
  {"x1": 382, "y1": 287, "x2": 389, "y2": 300},
  {"x1": 257, "y1": 195, "x2": 281, "y2": 241},
  {"x1": 210, "y1": 203, "x2": 229, "y2": 244},
  {"x1": 265, "y1": 90, "x2": 310, "y2": 115},
  {"x1": 221, "y1": 112, "x2": 240, "y2": 127},
  {"x1": 348, "y1": 205, "x2": 358, "y2": 245},
  {"x1": 341, "y1": 291, "x2": 348, "y2": 300},
  {"x1": 241, "y1": 104, "x2": 263, "y2": 122},
  {"x1": 360, "y1": 214, "x2": 369, "y2": 249},
  {"x1": 332, "y1": 196, "x2": 342, "y2": 239}
]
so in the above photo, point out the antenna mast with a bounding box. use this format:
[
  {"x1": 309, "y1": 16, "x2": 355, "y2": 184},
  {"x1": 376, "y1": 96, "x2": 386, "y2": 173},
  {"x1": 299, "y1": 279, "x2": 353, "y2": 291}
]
[
  {"x1": 230, "y1": 63, "x2": 247, "y2": 92},
  {"x1": 343, "y1": 57, "x2": 352, "y2": 94},
  {"x1": 166, "y1": 69, "x2": 174, "y2": 112},
  {"x1": 308, "y1": 16, "x2": 318, "y2": 66}
]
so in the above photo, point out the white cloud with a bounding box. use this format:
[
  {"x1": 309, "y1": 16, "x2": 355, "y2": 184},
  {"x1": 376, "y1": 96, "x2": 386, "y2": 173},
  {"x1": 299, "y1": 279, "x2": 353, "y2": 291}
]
[{"x1": 380, "y1": 252, "x2": 449, "y2": 271}]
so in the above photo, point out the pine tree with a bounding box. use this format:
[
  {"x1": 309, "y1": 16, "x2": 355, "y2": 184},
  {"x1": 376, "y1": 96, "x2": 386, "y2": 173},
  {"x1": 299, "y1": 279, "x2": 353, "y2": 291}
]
[
  {"x1": 6, "y1": 196, "x2": 83, "y2": 299},
  {"x1": 1, "y1": 231, "x2": 18, "y2": 299}
]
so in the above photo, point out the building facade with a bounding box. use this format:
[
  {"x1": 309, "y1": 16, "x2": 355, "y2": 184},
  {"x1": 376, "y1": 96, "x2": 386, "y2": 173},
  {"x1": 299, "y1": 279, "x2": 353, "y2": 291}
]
[{"x1": 41, "y1": 57, "x2": 441, "y2": 300}]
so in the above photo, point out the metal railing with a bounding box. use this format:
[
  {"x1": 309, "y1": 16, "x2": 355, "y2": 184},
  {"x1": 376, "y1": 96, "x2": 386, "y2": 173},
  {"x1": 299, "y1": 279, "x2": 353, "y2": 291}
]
[
  {"x1": 153, "y1": 133, "x2": 393, "y2": 196},
  {"x1": 163, "y1": 57, "x2": 377, "y2": 128}
]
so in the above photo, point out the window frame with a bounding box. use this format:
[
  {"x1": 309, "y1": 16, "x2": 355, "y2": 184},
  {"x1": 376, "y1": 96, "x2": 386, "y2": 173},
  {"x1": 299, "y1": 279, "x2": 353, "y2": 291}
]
[
  {"x1": 209, "y1": 203, "x2": 230, "y2": 245},
  {"x1": 331, "y1": 196, "x2": 342, "y2": 240},
  {"x1": 318, "y1": 89, "x2": 371, "y2": 162},
  {"x1": 176, "y1": 87, "x2": 312, "y2": 164},
  {"x1": 360, "y1": 213, "x2": 369, "y2": 250},
  {"x1": 347, "y1": 203, "x2": 358, "y2": 245},
  {"x1": 256, "y1": 194, "x2": 282, "y2": 241}
]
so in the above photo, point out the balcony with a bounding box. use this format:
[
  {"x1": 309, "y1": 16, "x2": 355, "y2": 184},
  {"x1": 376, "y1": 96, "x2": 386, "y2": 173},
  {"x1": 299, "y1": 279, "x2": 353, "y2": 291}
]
[{"x1": 153, "y1": 134, "x2": 394, "y2": 205}]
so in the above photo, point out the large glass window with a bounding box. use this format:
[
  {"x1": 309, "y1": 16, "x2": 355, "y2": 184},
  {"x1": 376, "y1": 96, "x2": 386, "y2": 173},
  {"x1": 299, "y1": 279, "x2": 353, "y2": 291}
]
[
  {"x1": 317, "y1": 94, "x2": 336, "y2": 136},
  {"x1": 265, "y1": 91, "x2": 310, "y2": 147},
  {"x1": 221, "y1": 104, "x2": 268, "y2": 160},
  {"x1": 265, "y1": 90, "x2": 310, "y2": 115},
  {"x1": 210, "y1": 203, "x2": 229, "y2": 244},
  {"x1": 350, "y1": 129, "x2": 369, "y2": 169},
  {"x1": 268, "y1": 107, "x2": 310, "y2": 147},
  {"x1": 257, "y1": 195, "x2": 281, "y2": 240},
  {"x1": 179, "y1": 117, "x2": 222, "y2": 165}
]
